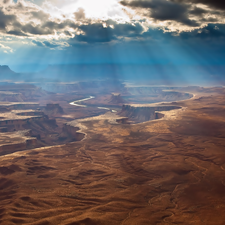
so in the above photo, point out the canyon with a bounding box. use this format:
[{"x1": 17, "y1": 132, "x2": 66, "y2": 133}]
[{"x1": 0, "y1": 82, "x2": 224, "y2": 224}]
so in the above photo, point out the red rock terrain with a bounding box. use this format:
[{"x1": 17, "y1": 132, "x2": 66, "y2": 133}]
[
  {"x1": 0, "y1": 87, "x2": 225, "y2": 224},
  {"x1": 118, "y1": 104, "x2": 181, "y2": 123},
  {"x1": 0, "y1": 106, "x2": 77, "y2": 152}
]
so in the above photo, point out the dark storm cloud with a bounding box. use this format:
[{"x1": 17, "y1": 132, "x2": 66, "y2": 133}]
[
  {"x1": 71, "y1": 21, "x2": 144, "y2": 44},
  {"x1": 120, "y1": 0, "x2": 199, "y2": 26},
  {"x1": 21, "y1": 23, "x2": 54, "y2": 35},
  {"x1": 112, "y1": 21, "x2": 144, "y2": 37},
  {"x1": 42, "y1": 19, "x2": 77, "y2": 31},
  {"x1": 138, "y1": 23, "x2": 225, "y2": 43},
  {"x1": 2, "y1": 3, "x2": 142, "y2": 42},
  {"x1": 121, "y1": 0, "x2": 225, "y2": 12},
  {"x1": 189, "y1": 7, "x2": 207, "y2": 15},
  {"x1": 64, "y1": 30, "x2": 72, "y2": 36},
  {"x1": 0, "y1": 3, "x2": 145, "y2": 43},
  {"x1": 75, "y1": 23, "x2": 115, "y2": 43},
  {"x1": 0, "y1": 7, "x2": 16, "y2": 30},
  {"x1": 0, "y1": 5, "x2": 78, "y2": 36},
  {"x1": 9, "y1": 19, "x2": 55, "y2": 35},
  {"x1": 0, "y1": 0, "x2": 81, "y2": 37},
  {"x1": 171, "y1": 0, "x2": 225, "y2": 10},
  {"x1": 120, "y1": 0, "x2": 225, "y2": 30},
  {"x1": 0, "y1": 6, "x2": 48, "y2": 35},
  {"x1": 180, "y1": 24, "x2": 225, "y2": 40},
  {"x1": 7, "y1": 29, "x2": 27, "y2": 36}
]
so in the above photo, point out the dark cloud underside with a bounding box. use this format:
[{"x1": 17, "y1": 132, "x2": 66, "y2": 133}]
[
  {"x1": 120, "y1": 0, "x2": 199, "y2": 26},
  {"x1": 120, "y1": 0, "x2": 224, "y2": 27},
  {"x1": 172, "y1": 0, "x2": 225, "y2": 10}
]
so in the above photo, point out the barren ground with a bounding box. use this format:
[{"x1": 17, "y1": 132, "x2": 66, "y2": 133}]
[{"x1": 0, "y1": 87, "x2": 225, "y2": 224}]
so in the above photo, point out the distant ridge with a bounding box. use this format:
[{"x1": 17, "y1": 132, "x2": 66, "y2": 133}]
[
  {"x1": 38, "y1": 64, "x2": 225, "y2": 85},
  {"x1": 0, "y1": 65, "x2": 16, "y2": 74},
  {"x1": 0, "y1": 64, "x2": 225, "y2": 85},
  {"x1": 0, "y1": 65, "x2": 17, "y2": 79}
]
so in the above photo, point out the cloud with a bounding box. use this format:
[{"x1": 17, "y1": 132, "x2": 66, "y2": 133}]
[
  {"x1": 171, "y1": 0, "x2": 225, "y2": 10},
  {"x1": 0, "y1": 0, "x2": 145, "y2": 44},
  {"x1": 0, "y1": 2, "x2": 77, "y2": 37},
  {"x1": 32, "y1": 39, "x2": 69, "y2": 48},
  {"x1": 32, "y1": 39, "x2": 44, "y2": 47},
  {"x1": 74, "y1": 8, "x2": 85, "y2": 21},
  {"x1": 43, "y1": 40, "x2": 61, "y2": 48},
  {"x1": 70, "y1": 20, "x2": 144, "y2": 44},
  {"x1": 0, "y1": 0, "x2": 224, "y2": 49},
  {"x1": 0, "y1": 43, "x2": 13, "y2": 53},
  {"x1": 120, "y1": 0, "x2": 225, "y2": 31},
  {"x1": 189, "y1": 6, "x2": 207, "y2": 16},
  {"x1": 30, "y1": 10, "x2": 50, "y2": 21},
  {"x1": 0, "y1": 7, "x2": 17, "y2": 30},
  {"x1": 180, "y1": 23, "x2": 225, "y2": 40},
  {"x1": 120, "y1": 0, "x2": 195, "y2": 26}
]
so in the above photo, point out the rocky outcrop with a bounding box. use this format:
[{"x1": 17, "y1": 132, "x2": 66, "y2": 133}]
[
  {"x1": 0, "y1": 106, "x2": 10, "y2": 112},
  {"x1": 0, "y1": 115, "x2": 49, "y2": 129},
  {"x1": 16, "y1": 111, "x2": 44, "y2": 116},
  {"x1": 6, "y1": 103, "x2": 40, "y2": 110},
  {"x1": 118, "y1": 104, "x2": 181, "y2": 122},
  {"x1": 0, "y1": 130, "x2": 37, "y2": 156},
  {"x1": 116, "y1": 118, "x2": 129, "y2": 124},
  {"x1": 0, "y1": 138, "x2": 38, "y2": 156},
  {"x1": 44, "y1": 104, "x2": 64, "y2": 116},
  {"x1": 0, "y1": 127, "x2": 7, "y2": 132},
  {"x1": 0, "y1": 142, "x2": 27, "y2": 156},
  {"x1": 126, "y1": 87, "x2": 193, "y2": 103},
  {"x1": 155, "y1": 112, "x2": 164, "y2": 120},
  {"x1": 0, "y1": 65, "x2": 16, "y2": 78},
  {"x1": 63, "y1": 124, "x2": 85, "y2": 141},
  {"x1": 0, "y1": 91, "x2": 24, "y2": 102},
  {"x1": 0, "y1": 109, "x2": 57, "y2": 132},
  {"x1": 109, "y1": 93, "x2": 125, "y2": 104},
  {"x1": 0, "y1": 83, "x2": 48, "y2": 101}
]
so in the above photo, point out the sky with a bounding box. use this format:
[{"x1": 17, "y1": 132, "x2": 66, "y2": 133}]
[{"x1": 0, "y1": 0, "x2": 224, "y2": 80}]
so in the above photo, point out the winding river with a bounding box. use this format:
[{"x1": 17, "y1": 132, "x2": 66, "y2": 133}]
[
  {"x1": 69, "y1": 90, "x2": 193, "y2": 113},
  {"x1": 69, "y1": 96, "x2": 117, "y2": 112},
  {"x1": 69, "y1": 96, "x2": 95, "y2": 107}
]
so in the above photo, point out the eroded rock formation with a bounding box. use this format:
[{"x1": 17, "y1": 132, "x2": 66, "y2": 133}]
[
  {"x1": 63, "y1": 124, "x2": 85, "y2": 141},
  {"x1": 119, "y1": 104, "x2": 181, "y2": 122},
  {"x1": 44, "y1": 103, "x2": 64, "y2": 116},
  {"x1": 0, "y1": 130, "x2": 37, "y2": 156},
  {"x1": 0, "y1": 84, "x2": 48, "y2": 101},
  {"x1": 109, "y1": 93, "x2": 125, "y2": 104}
]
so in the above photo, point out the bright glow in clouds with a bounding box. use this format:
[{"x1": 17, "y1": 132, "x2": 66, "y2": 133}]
[{"x1": 44, "y1": 0, "x2": 129, "y2": 20}]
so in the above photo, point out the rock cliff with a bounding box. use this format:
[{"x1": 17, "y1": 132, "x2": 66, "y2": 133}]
[
  {"x1": 0, "y1": 65, "x2": 16, "y2": 78},
  {"x1": 0, "y1": 130, "x2": 37, "y2": 156},
  {"x1": 63, "y1": 124, "x2": 85, "y2": 141},
  {"x1": 118, "y1": 104, "x2": 181, "y2": 122},
  {"x1": 109, "y1": 93, "x2": 125, "y2": 104},
  {"x1": 44, "y1": 103, "x2": 64, "y2": 116}
]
